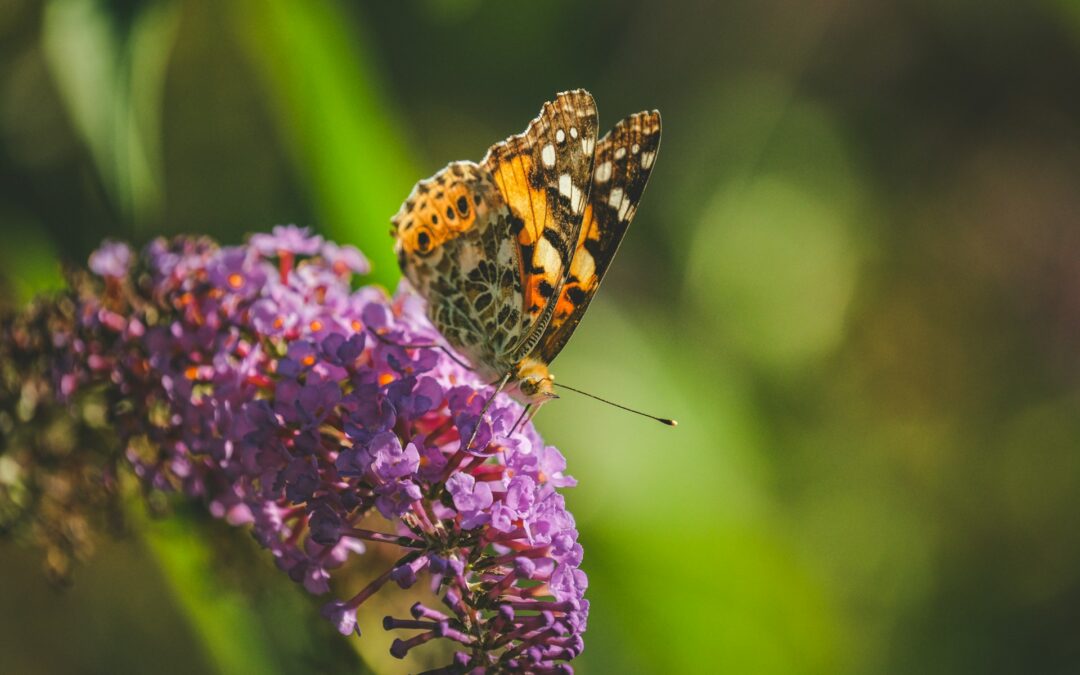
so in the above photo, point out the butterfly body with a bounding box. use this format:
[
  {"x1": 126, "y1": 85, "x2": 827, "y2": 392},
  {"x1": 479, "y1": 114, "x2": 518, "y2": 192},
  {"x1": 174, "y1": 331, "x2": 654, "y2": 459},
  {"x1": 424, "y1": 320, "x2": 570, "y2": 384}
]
[{"x1": 392, "y1": 90, "x2": 660, "y2": 409}]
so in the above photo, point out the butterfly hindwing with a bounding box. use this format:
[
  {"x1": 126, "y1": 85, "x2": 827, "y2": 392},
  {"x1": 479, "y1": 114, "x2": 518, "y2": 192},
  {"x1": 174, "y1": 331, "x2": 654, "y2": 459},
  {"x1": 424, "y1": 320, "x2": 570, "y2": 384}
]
[
  {"x1": 534, "y1": 110, "x2": 662, "y2": 364},
  {"x1": 391, "y1": 161, "x2": 525, "y2": 377},
  {"x1": 481, "y1": 90, "x2": 599, "y2": 358}
]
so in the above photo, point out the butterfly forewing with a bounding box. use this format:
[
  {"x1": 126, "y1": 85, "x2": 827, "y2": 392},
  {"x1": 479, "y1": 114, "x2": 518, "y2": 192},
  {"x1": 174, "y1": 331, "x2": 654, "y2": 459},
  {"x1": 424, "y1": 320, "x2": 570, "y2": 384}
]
[
  {"x1": 535, "y1": 110, "x2": 662, "y2": 364},
  {"x1": 481, "y1": 90, "x2": 599, "y2": 358}
]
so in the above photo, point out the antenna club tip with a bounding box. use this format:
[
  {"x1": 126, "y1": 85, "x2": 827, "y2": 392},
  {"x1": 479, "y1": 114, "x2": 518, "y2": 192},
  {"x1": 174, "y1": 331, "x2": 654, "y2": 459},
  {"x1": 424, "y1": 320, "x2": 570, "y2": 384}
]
[{"x1": 661, "y1": 419, "x2": 678, "y2": 427}]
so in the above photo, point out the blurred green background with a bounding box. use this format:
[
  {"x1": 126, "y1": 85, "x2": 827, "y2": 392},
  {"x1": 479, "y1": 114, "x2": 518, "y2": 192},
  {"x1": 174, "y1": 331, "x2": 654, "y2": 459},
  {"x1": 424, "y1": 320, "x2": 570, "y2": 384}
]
[{"x1": 4, "y1": 0, "x2": 1080, "y2": 673}]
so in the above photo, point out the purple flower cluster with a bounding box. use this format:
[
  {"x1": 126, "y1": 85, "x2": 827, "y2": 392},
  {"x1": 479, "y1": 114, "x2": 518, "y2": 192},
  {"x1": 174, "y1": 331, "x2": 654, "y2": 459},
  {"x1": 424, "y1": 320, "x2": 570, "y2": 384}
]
[{"x1": 61, "y1": 226, "x2": 587, "y2": 673}]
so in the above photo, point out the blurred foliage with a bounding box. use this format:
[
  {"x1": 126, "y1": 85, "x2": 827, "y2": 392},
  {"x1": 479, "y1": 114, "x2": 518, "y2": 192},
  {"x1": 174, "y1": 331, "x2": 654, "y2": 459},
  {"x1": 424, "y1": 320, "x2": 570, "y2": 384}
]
[
  {"x1": 4, "y1": 0, "x2": 1080, "y2": 673},
  {"x1": 228, "y1": 0, "x2": 417, "y2": 288},
  {"x1": 41, "y1": 0, "x2": 180, "y2": 228},
  {"x1": 142, "y1": 507, "x2": 370, "y2": 675}
]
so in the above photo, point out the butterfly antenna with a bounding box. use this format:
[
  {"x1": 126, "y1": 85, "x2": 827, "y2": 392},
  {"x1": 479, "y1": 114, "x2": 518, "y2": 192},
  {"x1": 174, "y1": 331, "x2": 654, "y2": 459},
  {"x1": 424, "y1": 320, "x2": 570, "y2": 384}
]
[{"x1": 554, "y1": 382, "x2": 677, "y2": 427}]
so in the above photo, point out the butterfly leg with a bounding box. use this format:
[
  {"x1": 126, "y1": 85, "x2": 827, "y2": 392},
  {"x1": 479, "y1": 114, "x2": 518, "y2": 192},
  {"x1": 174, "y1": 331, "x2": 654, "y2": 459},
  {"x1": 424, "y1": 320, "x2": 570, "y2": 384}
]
[
  {"x1": 463, "y1": 372, "x2": 512, "y2": 452},
  {"x1": 515, "y1": 403, "x2": 545, "y2": 434},
  {"x1": 368, "y1": 329, "x2": 475, "y2": 371},
  {"x1": 510, "y1": 405, "x2": 532, "y2": 435}
]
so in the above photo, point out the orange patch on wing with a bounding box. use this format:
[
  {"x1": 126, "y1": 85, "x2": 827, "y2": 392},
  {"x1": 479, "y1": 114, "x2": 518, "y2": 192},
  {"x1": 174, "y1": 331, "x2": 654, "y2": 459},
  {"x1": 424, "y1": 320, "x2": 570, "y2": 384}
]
[
  {"x1": 489, "y1": 153, "x2": 547, "y2": 245},
  {"x1": 552, "y1": 284, "x2": 579, "y2": 322},
  {"x1": 488, "y1": 151, "x2": 562, "y2": 318}
]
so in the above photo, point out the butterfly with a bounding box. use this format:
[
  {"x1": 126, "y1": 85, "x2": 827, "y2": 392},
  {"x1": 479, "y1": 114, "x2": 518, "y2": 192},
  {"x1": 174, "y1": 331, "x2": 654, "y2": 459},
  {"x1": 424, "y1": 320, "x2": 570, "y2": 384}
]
[{"x1": 391, "y1": 89, "x2": 662, "y2": 427}]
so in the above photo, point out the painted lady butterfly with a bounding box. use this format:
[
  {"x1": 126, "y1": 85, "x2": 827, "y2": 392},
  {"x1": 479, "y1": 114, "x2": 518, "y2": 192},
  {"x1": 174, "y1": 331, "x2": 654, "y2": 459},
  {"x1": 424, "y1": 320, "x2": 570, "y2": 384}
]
[{"x1": 392, "y1": 90, "x2": 664, "y2": 426}]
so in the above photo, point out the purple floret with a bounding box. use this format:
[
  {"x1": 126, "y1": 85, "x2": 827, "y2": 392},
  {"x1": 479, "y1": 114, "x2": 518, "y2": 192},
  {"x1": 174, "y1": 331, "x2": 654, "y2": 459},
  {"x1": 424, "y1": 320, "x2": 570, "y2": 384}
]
[
  {"x1": 87, "y1": 240, "x2": 133, "y2": 278},
  {"x1": 250, "y1": 224, "x2": 324, "y2": 256}
]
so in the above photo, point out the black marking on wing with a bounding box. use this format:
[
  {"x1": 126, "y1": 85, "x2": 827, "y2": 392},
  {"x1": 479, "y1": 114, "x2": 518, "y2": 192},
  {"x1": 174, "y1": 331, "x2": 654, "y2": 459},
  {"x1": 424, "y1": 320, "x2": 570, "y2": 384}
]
[{"x1": 534, "y1": 110, "x2": 662, "y2": 364}]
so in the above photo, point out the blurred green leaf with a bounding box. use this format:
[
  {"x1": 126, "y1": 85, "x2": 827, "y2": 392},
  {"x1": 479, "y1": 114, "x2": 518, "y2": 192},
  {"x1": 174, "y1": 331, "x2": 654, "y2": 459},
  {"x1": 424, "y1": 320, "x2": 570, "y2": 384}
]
[
  {"x1": 230, "y1": 0, "x2": 417, "y2": 290},
  {"x1": 142, "y1": 513, "x2": 287, "y2": 675},
  {"x1": 683, "y1": 91, "x2": 867, "y2": 372},
  {"x1": 142, "y1": 509, "x2": 371, "y2": 675},
  {"x1": 42, "y1": 0, "x2": 180, "y2": 227},
  {"x1": 0, "y1": 217, "x2": 65, "y2": 303},
  {"x1": 688, "y1": 176, "x2": 863, "y2": 370},
  {"x1": 582, "y1": 524, "x2": 844, "y2": 675},
  {"x1": 546, "y1": 302, "x2": 767, "y2": 522},
  {"x1": 543, "y1": 302, "x2": 844, "y2": 674}
]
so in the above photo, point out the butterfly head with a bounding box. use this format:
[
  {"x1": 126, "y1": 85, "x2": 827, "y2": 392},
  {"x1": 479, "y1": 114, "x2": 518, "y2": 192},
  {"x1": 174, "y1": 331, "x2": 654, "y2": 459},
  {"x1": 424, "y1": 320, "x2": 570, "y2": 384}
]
[{"x1": 512, "y1": 356, "x2": 558, "y2": 405}]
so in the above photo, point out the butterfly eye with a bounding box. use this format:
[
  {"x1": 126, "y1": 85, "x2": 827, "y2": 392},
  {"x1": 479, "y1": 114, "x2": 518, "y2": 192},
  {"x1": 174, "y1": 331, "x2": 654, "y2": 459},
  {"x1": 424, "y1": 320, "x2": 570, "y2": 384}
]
[{"x1": 518, "y1": 378, "x2": 536, "y2": 396}]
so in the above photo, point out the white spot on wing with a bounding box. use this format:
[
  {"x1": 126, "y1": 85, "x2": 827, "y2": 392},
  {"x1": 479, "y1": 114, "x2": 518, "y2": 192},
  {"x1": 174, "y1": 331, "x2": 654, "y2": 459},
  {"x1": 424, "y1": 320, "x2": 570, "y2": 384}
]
[
  {"x1": 570, "y1": 244, "x2": 596, "y2": 280},
  {"x1": 559, "y1": 173, "x2": 573, "y2": 199},
  {"x1": 614, "y1": 147, "x2": 627, "y2": 160},
  {"x1": 534, "y1": 236, "x2": 561, "y2": 278},
  {"x1": 581, "y1": 136, "x2": 595, "y2": 155},
  {"x1": 632, "y1": 143, "x2": 641, "y2": 154},
  {"x1": 556, "y1": 128, "x2": 566, "y2": 143},
  {"x1": 559, "y1": 173, "x2": 584, "y2": 213},
  {"x1": 542, "y1": 144, "x2": 556, "y2": 167},
  {"x1": 497, "y1": 238, "x2": 515, "y2": 265},
  {"x1": 595, "y1": 161, "x2": 612, "y2": 183},
  {"x1": 570, "y1": 126, "x2": 578, "y2": 139},
  {"x1": 641, "y1": 151, "x2": 656, "y2": 169},
  {"x1": 608, "y1": 188, "x2": 624, "y2": 208},
  {"x1": 459, "y1": 242, "x2": 482, "y2": 272}
]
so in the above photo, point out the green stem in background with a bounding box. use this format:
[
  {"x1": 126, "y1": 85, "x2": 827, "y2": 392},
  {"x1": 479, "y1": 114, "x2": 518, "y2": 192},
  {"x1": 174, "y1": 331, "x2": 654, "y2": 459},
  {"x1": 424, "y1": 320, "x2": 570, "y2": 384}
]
[
  {"x1": 42, "y1": 0, "x2": 180, "y2": 231},
  {"x1": 230, "y1": 0, "x2": 418, "y2": 290},
  {"x1": 140, "y1": 512, "x2": 284, "y2": 675},
  {"x1": 139, "y1": 506, "x2": 371, "y2": 675}
]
